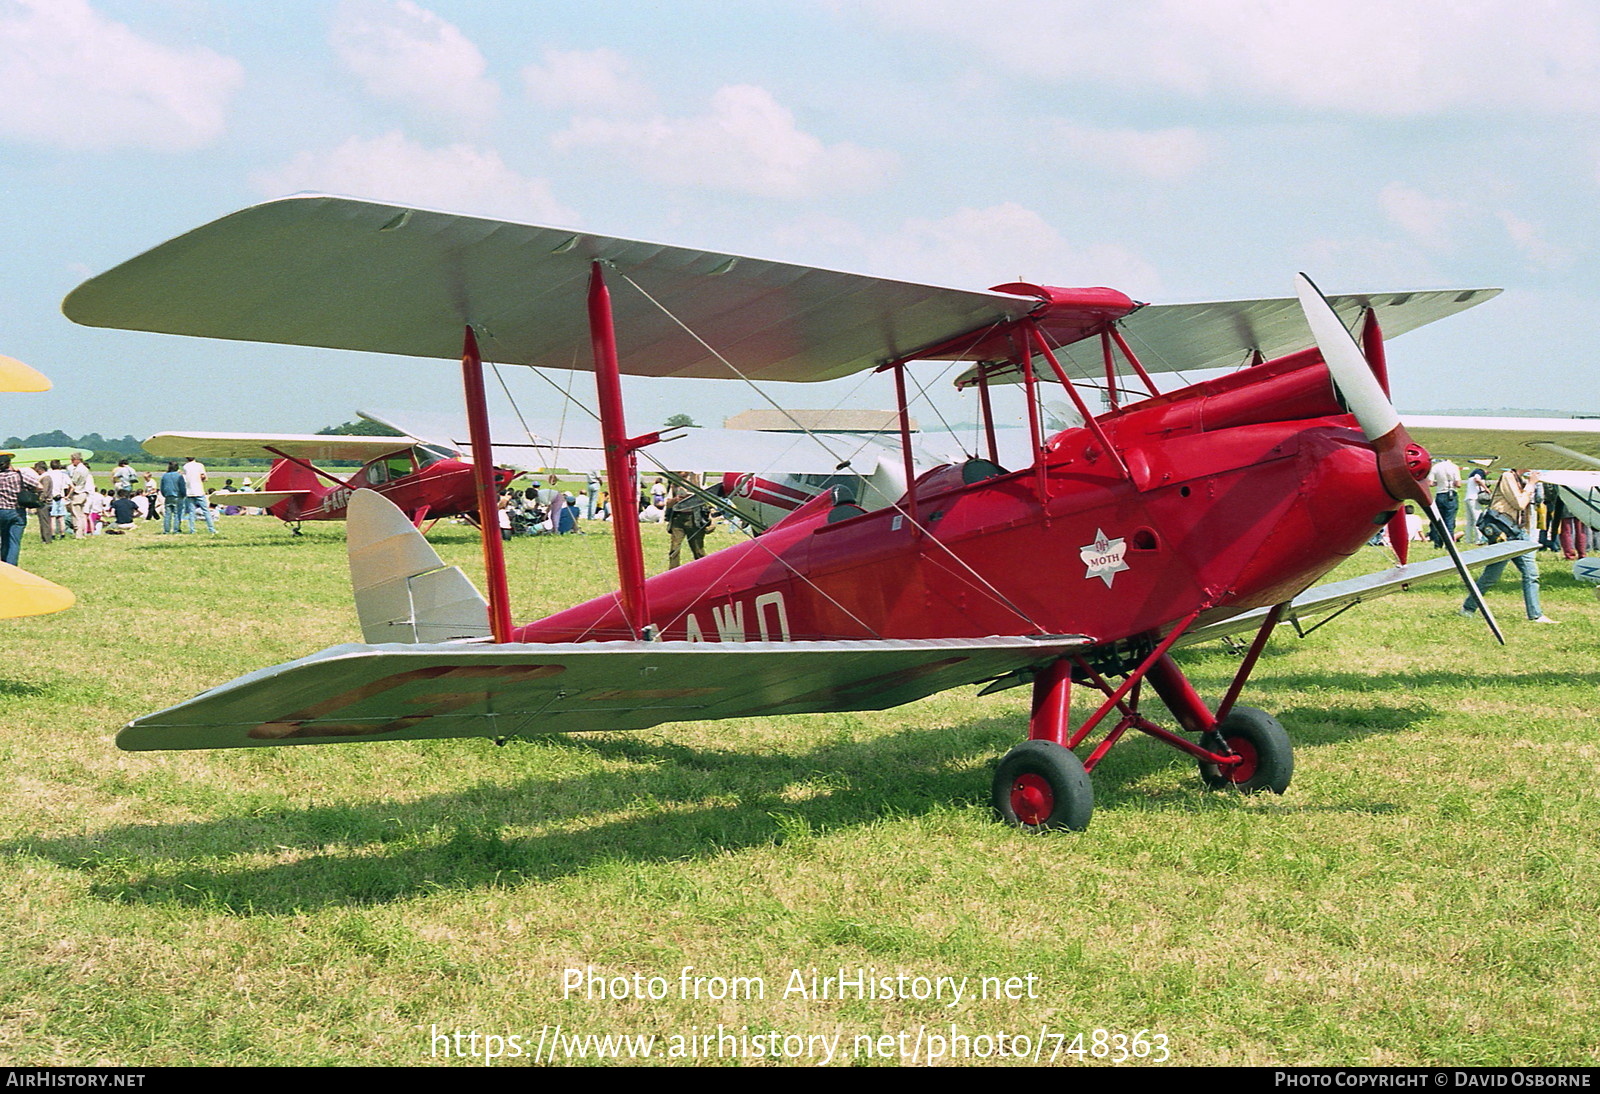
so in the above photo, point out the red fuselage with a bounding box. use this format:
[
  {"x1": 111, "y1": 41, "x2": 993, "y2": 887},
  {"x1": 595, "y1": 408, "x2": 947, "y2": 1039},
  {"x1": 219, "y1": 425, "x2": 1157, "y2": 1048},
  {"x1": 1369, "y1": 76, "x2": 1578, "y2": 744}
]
[
  {"x1": 268, "y1": 453, "x2": 514, "y2": 524},
  {"x1": 519, "y1": 351, "x2": 1407, "y2": 646}
]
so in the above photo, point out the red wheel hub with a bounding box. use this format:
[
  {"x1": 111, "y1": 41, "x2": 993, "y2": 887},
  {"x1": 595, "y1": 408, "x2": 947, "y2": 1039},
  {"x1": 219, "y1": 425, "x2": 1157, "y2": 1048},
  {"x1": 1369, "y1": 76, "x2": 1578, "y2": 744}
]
[
  {"x1": 1011, "y1": 774, "x2": 1054, "y2": 826},
  {"x1": 1223, "y1": 736, "x2": 1259, "y2": 782}
]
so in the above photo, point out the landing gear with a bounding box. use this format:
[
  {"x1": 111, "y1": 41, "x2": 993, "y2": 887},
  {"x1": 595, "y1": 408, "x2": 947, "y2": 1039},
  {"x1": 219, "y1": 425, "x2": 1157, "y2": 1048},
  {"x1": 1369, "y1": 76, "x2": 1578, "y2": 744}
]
[
  {"x1": 992, "y1": 740, "x2": 1093, "y2": 831},
  {"x1": 1198, "y1": 705, "x2": 1293, "y2": 794},
  {"x1": 990, "y1": 608, "x2": 1293, "y2": 831}
]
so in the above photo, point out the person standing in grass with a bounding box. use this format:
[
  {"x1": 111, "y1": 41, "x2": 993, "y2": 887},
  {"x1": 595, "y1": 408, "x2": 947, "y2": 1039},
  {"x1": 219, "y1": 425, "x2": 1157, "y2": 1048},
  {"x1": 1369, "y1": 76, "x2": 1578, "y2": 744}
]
[
  {"x1": 111, "y1": 458, "x2": 137, "y2": 495},
  {"x1": 1427, "y1": 457, "x2": 1461, "y2": 547},
  {"x1": 180, "y1": 455, "x2": 217, "y2": 534},
  {"x1": 665, "y1": 474, "x2": 711, "y2": 569},
  {"x1": 159, "y1": 462, "x2": 184, "y2": 534},
  {"x1": 1463, "y1": 468, "x2": 1556, "y2": 624},
  {"x1": 65, "y1": 452, "x2": 91, "y2": 538},
  {"x1": 33, "y1": 462, "x2": 52, "y2": 544},
  {"x1": 0, "y1": 452, "x2": 41, "y2": 566},
  {"x1": 141, "y1": 471, "x2": 160, "y2": 521},
  {"x1": 44, "y1": 460, "x2": 69, "y2": 541}
]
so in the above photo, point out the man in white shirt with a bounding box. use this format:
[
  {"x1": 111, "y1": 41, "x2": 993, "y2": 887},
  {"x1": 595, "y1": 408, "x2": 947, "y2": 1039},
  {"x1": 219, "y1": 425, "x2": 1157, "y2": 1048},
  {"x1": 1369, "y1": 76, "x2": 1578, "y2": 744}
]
[
  {"x1": 44, "y1": 460, "x2": 69, "y2": 540},
  {"x1": 1427, "y1": 457, "x2": 1461, "y2": 547},
  {"x1": 65, "y1": 452, "x2": 92, "y2": 538},
  {"x1": 181, "y1": 456, "x2": 217, "y2": 534}
]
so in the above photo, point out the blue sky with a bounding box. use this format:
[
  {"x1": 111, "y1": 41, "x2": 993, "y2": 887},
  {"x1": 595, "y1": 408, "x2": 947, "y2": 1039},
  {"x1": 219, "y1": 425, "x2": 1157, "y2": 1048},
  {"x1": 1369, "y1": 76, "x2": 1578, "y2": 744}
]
[{"x1": 2, "y1": 0, "x2": 1595, "y2": 442}]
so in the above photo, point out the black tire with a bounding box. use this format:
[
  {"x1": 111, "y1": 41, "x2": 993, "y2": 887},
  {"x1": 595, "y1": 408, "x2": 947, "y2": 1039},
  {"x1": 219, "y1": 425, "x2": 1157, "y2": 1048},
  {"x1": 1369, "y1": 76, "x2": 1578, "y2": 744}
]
[
  {"x1": 992, "y1": 740, "x2": 1094, "y2": 831},
  {"x1": 1198, "y1": 705, "x2": 1292, "y2": 794}
]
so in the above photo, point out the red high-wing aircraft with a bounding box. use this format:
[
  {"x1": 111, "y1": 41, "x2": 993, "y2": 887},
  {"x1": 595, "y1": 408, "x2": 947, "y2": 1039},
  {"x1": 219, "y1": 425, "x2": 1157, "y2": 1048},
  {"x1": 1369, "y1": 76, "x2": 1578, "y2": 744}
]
[
  {"x1": 141, "y1": 428, "x2": 516, "y2": 531},
  {"x1": 64, "y1": 195, "x2": 1531, "y2": 831}
]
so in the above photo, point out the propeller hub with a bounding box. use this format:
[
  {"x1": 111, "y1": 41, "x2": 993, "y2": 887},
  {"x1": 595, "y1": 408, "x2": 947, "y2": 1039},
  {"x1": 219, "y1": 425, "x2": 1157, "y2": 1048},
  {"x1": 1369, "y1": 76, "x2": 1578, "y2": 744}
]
[{"x1": 1401, "y1": 440, "x2": 1430, "y2": 484}]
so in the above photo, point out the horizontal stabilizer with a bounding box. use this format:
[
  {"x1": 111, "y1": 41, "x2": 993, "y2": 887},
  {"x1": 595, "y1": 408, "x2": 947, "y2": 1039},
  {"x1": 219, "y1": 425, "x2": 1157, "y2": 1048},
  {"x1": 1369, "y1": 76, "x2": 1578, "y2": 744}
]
[
  {"x1": 118, "y1": 635, "x2": 1091, "y2": 751},
  {"x1": 1180, "y1": 540, "x2": 1539, "y2": 646},
  {"x1": 347, "y1": 489, "x2": 489, "y2": 643},
  {"x1": 214, "y1": 490, "x2": 309, "y2": 507}
]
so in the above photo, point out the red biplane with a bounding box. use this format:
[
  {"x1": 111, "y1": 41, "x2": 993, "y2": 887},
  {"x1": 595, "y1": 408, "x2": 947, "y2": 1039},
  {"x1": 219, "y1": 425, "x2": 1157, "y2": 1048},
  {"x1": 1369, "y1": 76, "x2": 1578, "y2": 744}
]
[
  {"x1": 141, "y1": 425, "x2": 516, "y2": 531},
  {"x1": 64, "y1": 195, "x2": 1531, "y2": 831}
]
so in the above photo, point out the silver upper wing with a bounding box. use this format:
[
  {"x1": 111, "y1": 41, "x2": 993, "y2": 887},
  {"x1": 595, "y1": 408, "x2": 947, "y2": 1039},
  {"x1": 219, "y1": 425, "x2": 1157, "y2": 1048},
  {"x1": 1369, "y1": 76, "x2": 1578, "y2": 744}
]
[{"x1": 64, "y1": 194, "x2": 1035, "y2": 383}]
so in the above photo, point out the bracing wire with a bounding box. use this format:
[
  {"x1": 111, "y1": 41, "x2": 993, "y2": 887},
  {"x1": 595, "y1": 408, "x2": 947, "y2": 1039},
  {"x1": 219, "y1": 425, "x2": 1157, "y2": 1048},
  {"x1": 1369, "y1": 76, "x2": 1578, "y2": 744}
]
[
  {"x1": 608, "y1": 269, "x2": 1048, "y2": 634},
  {"x1": 476, "y1": 269, "x2": 1051, "y2": 636}
]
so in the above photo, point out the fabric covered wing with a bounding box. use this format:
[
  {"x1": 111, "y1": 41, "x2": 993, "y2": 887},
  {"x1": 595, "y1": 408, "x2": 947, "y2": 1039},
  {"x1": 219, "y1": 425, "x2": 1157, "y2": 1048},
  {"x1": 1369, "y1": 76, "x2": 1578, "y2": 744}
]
[
  {"x1": 144, "y1": 431, "x2": 414, "y2": 463},
  {"x1": 956, "y1": 287, "x2": 1499, "y2": 385},
  {"x1": 118, "y1": 635, "x2": 1090, "y2": 751},
  {"x1": 65, "y1": 194, "x2": 1036, "y2": 383},
  {"x1": 1178, "y1": 541, "x2": 1536, "y2": 646},
  {"x1": 361, "y1": 407, "x2": 900, "y2": 475},
  {"x1": 0, "y1": 355, "x2": 50, "y2": 393},
  {"x1": 0, "y1": 562, "x2": 74, "y2": 620},
  {"x1": 1404, "y1": 416, "x2": 1600, "y2": 472}
]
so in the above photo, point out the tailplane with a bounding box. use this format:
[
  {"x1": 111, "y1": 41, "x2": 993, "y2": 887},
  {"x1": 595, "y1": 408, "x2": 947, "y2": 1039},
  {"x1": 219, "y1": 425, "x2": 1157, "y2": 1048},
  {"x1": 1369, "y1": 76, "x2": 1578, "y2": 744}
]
[{"x1": 347, "y1": 490, "x2": 490, "y2": 643}]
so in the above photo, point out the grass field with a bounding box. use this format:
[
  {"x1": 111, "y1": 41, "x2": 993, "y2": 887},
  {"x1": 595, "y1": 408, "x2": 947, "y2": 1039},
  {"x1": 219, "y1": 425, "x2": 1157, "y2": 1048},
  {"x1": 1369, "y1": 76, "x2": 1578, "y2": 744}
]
[{"x1": 2, "y1": 515, "x2": 1597, "y2": 1067}]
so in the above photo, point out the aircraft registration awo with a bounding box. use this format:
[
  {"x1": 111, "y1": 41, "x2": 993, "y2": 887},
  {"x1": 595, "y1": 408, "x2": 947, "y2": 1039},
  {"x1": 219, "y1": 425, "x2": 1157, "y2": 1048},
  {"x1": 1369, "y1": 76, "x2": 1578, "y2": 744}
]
[{"x1": 62, "y1": 194, "x2": 1532, "y2": 831}]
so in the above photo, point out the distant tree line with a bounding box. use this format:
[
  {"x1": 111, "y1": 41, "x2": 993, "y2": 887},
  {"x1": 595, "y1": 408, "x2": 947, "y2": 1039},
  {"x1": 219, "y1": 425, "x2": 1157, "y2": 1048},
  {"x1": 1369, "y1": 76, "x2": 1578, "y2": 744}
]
[
  {"x1": 1, "y1": 420, "x2": 404, "y2": 466},
  {"x1": 2, "y1": 430, "x2": 152, "y2": 464},
  {"x1": 317, "y1": 419, "x2": 404, "y2": 437}
]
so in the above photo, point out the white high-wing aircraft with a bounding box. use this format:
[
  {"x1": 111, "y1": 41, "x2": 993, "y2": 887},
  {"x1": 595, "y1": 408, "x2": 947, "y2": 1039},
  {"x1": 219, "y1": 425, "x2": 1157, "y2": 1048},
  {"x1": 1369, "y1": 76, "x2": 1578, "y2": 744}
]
[{"x1": 1404, "y1": 416, "x2": 1600, "y2": 472}]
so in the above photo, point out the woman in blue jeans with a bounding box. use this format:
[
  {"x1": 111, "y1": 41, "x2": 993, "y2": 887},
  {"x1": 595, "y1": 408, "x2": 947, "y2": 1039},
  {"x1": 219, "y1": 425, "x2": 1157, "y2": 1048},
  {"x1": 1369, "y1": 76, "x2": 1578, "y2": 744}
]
[{"x1": 0, "y1": 453, "x2": 38, "y2": 567}]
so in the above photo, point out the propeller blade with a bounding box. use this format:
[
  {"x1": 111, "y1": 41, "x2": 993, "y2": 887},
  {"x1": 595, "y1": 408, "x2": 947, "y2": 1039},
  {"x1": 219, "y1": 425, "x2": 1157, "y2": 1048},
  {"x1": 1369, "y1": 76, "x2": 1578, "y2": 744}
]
[
  {"x1": 1388, "y1": 510, "x2": 1410, "y2": 565},
  {"x1": 1295, "y1": 273, "x2": 1430, "y2": 507},
  {"x1": 1294, "y1": 273, "x2": 1399, "y2": 443},
  {"x1": 1424, "y1": 499, "x2": 1505, "y2": 644},
  {"x1": 1297, "y1": 274, "x2": 1501, "y2": 641}
]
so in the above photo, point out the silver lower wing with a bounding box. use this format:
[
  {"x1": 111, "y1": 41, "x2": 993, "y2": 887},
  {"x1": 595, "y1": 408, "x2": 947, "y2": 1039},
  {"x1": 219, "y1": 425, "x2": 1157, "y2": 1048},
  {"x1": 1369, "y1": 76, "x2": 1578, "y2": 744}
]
[
  {"x1": 1179, "y1": 540, "x2": 1539, "y2": 646},
  {"x1": 119, "y1": 636, "x2": 1091, "y2": 751}
]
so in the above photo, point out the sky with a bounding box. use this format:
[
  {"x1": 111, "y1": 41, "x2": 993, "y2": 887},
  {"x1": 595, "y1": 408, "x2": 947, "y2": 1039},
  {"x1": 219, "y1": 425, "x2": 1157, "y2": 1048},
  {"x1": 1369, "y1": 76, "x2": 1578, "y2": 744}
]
[{"x1": 2, "y1": 0, "x2": 1596, "y2": 444}]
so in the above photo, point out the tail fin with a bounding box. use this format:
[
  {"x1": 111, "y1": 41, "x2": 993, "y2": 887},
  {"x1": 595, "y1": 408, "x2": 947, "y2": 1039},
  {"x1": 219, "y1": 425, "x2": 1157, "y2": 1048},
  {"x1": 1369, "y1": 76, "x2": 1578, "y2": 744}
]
[
  {"x1": 347, "y1": 490, "x2": 490, "y2": 643},
  {"x1": 262, "y1": 457, "x2": 325, "y2": 521}
]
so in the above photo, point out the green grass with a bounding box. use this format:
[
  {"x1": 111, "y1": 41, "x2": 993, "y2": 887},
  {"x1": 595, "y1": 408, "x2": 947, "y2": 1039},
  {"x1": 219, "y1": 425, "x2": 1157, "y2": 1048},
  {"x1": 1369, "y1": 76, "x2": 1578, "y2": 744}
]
[{"x1": 2, "y1": 517, "x2": 1597, "y2": 1066}]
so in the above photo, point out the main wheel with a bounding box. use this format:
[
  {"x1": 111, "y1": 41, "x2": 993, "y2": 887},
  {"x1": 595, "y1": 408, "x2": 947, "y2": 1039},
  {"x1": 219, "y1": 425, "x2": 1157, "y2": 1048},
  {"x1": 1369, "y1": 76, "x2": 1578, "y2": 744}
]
[
  {"x1": 1198, "y1": 705, "x2": 1292, "y2": 794},
  {"x1": 992, "y1": 740, "x2": 1093, "y2": 831}
]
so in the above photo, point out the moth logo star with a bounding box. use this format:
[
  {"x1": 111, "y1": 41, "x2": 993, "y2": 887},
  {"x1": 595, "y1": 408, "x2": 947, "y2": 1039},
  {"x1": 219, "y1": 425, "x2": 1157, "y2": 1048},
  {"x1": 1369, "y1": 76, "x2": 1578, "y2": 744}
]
[{"x1": 1080, "y1": 528, "x2": 1130, "y2": 588}]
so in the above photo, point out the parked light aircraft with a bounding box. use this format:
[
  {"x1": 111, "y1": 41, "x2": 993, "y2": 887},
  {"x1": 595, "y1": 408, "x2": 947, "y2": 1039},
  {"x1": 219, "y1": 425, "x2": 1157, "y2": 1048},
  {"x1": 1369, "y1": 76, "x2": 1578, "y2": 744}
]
[
  {"x1": 63, "y1": 195, "x2": 1533, "y2": 830},
  {"x1": 141, "y1": 429, "x2": 517, "y2": 531}
]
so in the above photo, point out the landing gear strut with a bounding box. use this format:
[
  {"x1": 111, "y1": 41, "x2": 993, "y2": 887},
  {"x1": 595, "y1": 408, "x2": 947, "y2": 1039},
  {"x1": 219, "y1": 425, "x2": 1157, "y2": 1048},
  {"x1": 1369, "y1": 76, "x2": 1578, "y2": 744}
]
[{"x1": 991, "y1": 608, "x2": 1293, "y2": 832}]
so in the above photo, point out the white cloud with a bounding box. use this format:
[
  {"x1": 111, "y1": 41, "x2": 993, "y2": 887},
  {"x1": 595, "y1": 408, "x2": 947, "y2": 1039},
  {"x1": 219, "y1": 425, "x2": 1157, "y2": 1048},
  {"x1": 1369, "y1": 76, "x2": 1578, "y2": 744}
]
[
  {"x1": 522, "y1": 48, "x2": 651, "y2": 113},
  {"x1": 0, "y1": 0, "x2": 242, "y2": 151},
  {"x1": 1496, "y1": 210, "x2": 1569, "y2": 268},
  {"x1": 1046, "y1": 124, "x2": 1210, "y2": 181},
  {"x1": 254, "y1": 131, "x2": 576, "y2": 224},
  {"x1": 1379, "y1": 183, "x2": 1467, "y2": 250},
  {"x1": 331, "y1": 0, "x2": 497, "y2": 128},
  {"x1": 864, "y1": 203, "x2": 1162, "y2": 295},
  {"x1": 553, "y1": 84, "x2": 897, "y2": 199},
  {"x1": 852, "y1": 0, "x2": 1600, "y2": 116}
]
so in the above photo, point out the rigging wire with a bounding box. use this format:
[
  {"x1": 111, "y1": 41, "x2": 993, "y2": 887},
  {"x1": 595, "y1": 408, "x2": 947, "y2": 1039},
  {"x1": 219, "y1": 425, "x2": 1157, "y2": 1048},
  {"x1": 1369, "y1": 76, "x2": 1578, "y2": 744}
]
[
  {"x1": 607, "y1": 269, "x2": 1048, "y2": 635},
  {"x1": 475, "y1": 271, "x2": 1050, "y2": 636}
]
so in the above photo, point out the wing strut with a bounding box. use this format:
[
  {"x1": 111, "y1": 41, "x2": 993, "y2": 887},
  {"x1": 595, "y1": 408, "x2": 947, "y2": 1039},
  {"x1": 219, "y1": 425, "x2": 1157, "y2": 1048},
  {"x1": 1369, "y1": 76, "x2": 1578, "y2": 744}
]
[
  {"x1": 588, "y1": 263, "x2": 653, "y2": 638},
  {"x1": 461, "y1": 326, "x2": 513, "y2": 642}
]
